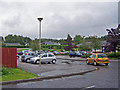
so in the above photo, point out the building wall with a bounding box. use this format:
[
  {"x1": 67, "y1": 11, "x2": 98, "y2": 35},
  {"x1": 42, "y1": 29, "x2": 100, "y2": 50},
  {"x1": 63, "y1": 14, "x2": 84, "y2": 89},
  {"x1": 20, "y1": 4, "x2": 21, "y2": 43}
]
[{"x1": 0, "y1": 48, "x2": 17, "y2": 68}]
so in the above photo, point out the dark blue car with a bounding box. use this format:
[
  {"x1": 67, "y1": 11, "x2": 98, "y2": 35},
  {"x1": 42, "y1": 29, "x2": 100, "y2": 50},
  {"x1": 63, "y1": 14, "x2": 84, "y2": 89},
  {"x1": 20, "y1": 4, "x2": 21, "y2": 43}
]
[{"x1": 69, "y1": 51, "x2": 82, "y2": 57}]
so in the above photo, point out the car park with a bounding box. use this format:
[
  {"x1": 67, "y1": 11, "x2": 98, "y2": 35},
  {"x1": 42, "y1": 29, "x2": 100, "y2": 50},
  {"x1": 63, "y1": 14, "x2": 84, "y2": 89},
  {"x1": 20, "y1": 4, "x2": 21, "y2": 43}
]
[
  {"x1": 86, "y1": 53, "x2": 109, "y2": 66},
  {"x1": 30, "y1": 53, "x2": 56, "y2": 64}
]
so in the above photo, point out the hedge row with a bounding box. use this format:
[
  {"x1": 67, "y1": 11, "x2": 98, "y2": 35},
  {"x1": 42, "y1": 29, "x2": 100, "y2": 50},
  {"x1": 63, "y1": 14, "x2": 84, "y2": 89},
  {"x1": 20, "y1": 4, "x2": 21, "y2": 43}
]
[
  {"x1": 2, "y1": 45, "x2": 29, "y2": 48},
  {"x1": 41, "y1": 45, "x2": 67, "y2": 49},
  {"x1": 81, "y1": 54, "x2": 91, "y2": 58},
  {"x1": 2, "y1": 45, "x2": 67, "y2": 49},
  {"x1": 107, "y1": 52, "x2": 120, "y2": 59}
]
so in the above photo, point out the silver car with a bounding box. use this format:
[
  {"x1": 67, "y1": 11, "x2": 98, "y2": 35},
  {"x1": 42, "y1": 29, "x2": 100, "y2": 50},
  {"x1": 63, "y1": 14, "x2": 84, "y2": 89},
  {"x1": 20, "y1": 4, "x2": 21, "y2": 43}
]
[{"x1": 30, "y1": 53, "x2": 56, "y2": 64}]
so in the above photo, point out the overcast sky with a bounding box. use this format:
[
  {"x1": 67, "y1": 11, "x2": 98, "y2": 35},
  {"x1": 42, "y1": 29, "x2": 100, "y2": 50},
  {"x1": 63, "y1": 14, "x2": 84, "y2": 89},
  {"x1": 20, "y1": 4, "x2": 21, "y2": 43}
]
[{"x1": 0, "y1": 0, "x2": 118, "y2": 39}]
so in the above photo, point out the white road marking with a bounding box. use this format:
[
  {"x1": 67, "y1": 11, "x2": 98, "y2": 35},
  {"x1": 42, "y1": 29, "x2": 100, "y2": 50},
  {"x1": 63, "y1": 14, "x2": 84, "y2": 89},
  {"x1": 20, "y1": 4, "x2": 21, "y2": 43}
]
[{"x1": 85, "y1": 85, "x2": 95, "y2": 88}]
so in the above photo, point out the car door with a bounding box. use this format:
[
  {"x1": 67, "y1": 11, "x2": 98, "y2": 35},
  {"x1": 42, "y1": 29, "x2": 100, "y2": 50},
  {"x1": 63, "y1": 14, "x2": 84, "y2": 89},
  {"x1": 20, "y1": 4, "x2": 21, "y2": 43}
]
[
  {"x1": 92, "y1": 54, "x2": 96, "y2": 63},
  {"x1": 41, "y1": 53, "x2": 48, "y2": 62},
  {"x1": 87, "y1": 55, "x2": 93, "y2": 63},
  {"x1": 48, "y1": 53, "x2": 55, "y2": 62},
  {"x1": 88, "y1": 54, "x2": 96, "y2": 63}
]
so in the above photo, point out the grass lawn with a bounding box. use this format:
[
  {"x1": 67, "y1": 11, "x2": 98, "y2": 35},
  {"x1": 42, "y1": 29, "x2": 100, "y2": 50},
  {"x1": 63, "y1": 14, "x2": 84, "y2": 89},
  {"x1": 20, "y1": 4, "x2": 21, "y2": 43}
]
[
  {"x1": 1, "y1": 68, "x2": 38, "y2": 82},
  {"x1": 17, "y1": 48, "x2": 29, "y2": 53},
  {"x1": 109, "y1": 58, "x2": 120, "y2": 60}
]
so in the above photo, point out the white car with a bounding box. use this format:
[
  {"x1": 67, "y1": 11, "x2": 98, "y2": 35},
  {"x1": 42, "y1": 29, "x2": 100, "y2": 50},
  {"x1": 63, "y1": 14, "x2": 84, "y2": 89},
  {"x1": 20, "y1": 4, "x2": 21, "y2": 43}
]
[{"x1": 30, "y1": 53, "x2": 56, "y2": 64}]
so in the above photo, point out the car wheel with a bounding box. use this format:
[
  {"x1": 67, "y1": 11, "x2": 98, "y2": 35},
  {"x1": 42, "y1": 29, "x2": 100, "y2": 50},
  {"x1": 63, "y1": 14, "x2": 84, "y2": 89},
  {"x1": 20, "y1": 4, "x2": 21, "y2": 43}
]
[
  {"x1": 26, "y1": 59, "x2": 30, "y2": 63},
  {"x1": 52, "y1": 59, "x2": 56, "y2": 64},
  {"x1": 94, "y1": 61, "x2": 98, "y2": 66},
  {"x1": 48, "y1": 62, "x2": 51, "y2": 64},
  {"x1": 35, "y1": 60, "x2": 39, "y2": 64},
  {"x1": 69, "y1": 56, "x2": 72, "y2": 58},
  {"x1": 105, "y1": 63, "x2": 109, "y2": 66},
  {"x1": 86, "y1": 60, "x2": 89, "y2": 65}
]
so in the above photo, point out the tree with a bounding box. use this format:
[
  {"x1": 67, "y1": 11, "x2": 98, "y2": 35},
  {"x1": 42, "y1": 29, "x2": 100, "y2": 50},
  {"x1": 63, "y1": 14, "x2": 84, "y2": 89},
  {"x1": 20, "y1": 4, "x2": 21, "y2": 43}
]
[
  {"x1": 74, "y1": 35, "x2": 83, "y2": 45},
  {"x1": 4, "y1": 34, "x2": 32, "y2": 45},
  {"x1": 78, "y1": 44, "x2": 92, "y2": 51},
  {"x1": 30, "y1": 40, "x2": 39, "y2": 51},
  {"x1": 105, "y1": 24, "x2": 120, "y2": 52},
  {"x1": 90, "y1": 36, "x2": 101, "y2": 52},
  {"x1": 64, "y1": 34, "x2": 73, "y2": 51}
]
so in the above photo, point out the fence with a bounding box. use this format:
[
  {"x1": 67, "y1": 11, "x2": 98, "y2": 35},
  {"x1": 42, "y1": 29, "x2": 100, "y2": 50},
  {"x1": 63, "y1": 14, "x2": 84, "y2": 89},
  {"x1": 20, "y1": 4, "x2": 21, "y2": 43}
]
[{"x1": 0, "y1": 48, "x2": 17, "y2": 68}]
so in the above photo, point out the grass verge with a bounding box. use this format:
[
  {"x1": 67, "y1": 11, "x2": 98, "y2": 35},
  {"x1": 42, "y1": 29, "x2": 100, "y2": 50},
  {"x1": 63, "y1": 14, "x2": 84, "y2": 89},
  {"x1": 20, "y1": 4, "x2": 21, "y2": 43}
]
[
  {"x1": 1, "y1": 67, "x2": 38, "y2": 82},
  {"x1": 108, "y1": 58, "x2": 120, "y2": 60}
]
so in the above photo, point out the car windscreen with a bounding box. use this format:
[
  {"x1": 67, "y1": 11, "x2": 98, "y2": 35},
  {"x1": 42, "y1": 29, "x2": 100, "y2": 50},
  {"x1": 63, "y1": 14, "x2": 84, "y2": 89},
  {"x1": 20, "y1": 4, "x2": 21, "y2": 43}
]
[
  {"x1": 98, "y1": 54, "x2": 107, "y2": 58},
  {"x1": 34, "y1": 54, "x2": 39, "y2": 57},
  {"x1": 22, "y1": 56, "x2": 25, "y2": 58}
]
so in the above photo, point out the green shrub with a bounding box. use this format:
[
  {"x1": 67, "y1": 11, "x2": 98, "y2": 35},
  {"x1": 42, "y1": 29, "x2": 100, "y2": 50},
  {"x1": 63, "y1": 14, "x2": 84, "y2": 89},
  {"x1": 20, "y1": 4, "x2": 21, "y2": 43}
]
[
  {"x1": 3, "y1": 45, "x2": 29, "y2": 48},
  {"x1": 1, "y1": 67, "x2": 9, "y2": 75},
  {"x1": 81, "y1": 54, "x2": 91, "y2": 58},
  {"x1": 107, "y1": 52, "x2": 120, "y2": 58}
]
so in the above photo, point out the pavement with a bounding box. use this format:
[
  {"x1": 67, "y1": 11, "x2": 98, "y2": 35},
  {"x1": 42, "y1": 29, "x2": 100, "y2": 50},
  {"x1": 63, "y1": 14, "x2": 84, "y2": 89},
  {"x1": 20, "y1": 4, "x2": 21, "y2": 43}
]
[{"x1": 1, "y1": 56, "x2": 98, "y2": 85}]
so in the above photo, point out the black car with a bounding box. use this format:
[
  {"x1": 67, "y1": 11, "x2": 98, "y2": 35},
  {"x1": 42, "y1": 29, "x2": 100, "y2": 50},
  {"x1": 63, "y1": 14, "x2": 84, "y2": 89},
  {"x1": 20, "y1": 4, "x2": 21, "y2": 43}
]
[{"x1": 69, "y1": 51, "x2": 82, "y2": 57}]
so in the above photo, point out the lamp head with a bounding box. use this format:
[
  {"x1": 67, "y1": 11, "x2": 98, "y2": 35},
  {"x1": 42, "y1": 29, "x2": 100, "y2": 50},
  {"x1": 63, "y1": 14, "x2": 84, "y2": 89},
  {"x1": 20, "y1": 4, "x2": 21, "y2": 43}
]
[{"x1": 37, "y1": 18, "x2": 43, "y2": 21}]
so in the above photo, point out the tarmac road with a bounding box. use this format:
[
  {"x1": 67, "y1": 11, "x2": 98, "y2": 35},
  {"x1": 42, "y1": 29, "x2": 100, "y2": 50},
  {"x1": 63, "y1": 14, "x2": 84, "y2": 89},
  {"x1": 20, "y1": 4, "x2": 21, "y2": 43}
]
[{"x1": 2, "y1": 59, "x2": 119, "y2": 89}]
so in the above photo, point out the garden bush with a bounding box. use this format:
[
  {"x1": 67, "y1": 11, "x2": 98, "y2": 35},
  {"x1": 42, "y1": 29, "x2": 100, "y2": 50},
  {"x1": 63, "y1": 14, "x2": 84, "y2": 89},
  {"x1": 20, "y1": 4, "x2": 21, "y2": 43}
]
[
  {"x1": 3, "y1": 45, "x2": 29, "y2": 48},
  {"x1": 81, "y1": 54, "x2": 91, "y2": 58},
  {"x1": 107, "y1": 52, "x2": 120, "y2": 59},
  {"x1": 1, "y1": 67, "x2": 9, "y2": 75}
]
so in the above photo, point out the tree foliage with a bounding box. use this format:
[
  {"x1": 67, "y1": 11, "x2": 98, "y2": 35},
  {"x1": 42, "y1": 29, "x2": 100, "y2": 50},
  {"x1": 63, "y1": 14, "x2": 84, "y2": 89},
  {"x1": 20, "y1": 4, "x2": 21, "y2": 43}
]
[
  {"x1": 90, "y1": 36, "x2": 101, "y2": 52},
  {"x1": 4, "y1": 34, "x2": 32, "y2": 45},
  {"x1": 30, "y1": 40, "x2": 39, "y2": 51},
  {"x1": 105, "y1": 24, "x2": 120, "y2": 52},
  {"x1": 74, "y1": 35, "x2": 83, "y2": 45},
  {"x1": 64, "y1": 34, "x2": 73, "y2": 51}
]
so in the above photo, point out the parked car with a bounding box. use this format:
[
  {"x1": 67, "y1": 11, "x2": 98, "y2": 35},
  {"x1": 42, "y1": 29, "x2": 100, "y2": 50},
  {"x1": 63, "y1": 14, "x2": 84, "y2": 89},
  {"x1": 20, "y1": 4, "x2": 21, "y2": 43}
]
[
  {"x1": 53, "y1": 51, "x2": 59, "y2": 55},
  {"x1": 86, "y1": 53, "x2": 109, "y2": 66},
  {"x1": 69, "y1": 51, "x2": 82, "y2": 57},
  {"x1": 22, "y1": 50, "x2": 29, "y2": 55},
  {"x1": 21, "y1": 53, "x2": 37, "y2": 63},
  {"x1": 75, "y1": 51, "x2": 82, "y2": 57},
  {"x1": 17, "y1": 52, "x2": 23, "y2": 55},
  {"x1": 30, "y1": 53, "x2": 56, "y2": 64},
  {"x1": 79, "y1": 51, "x2": 88, "y2": 55},
  {"x1": 17, "y1": 53, "x2": 19, "y2": 58}
]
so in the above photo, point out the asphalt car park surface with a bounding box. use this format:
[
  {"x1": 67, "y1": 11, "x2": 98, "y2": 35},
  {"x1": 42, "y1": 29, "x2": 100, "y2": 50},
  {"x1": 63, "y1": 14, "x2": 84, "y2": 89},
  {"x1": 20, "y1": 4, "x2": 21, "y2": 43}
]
[
  {"x1": 3, "y1": 58, "x2": 119, "y2": 88},
  {"x1": 17, "y1": 56, "x2": 96, "y2": 77}
]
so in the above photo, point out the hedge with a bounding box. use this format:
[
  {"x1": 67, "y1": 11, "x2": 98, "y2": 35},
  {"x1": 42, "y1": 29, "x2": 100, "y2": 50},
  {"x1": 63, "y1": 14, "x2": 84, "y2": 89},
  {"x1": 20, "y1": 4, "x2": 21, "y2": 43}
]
[
  {"x1": 41, "y1": 45, "x2": 67, "y2": 49},
  {"x1": 107, "y1": 52, "x2": 120, "y2": 59},
  {"x1": 3, "y1": 45, "x2": 29, "y2": 48},
  {"x1": 3, "y1": 45, "x2": 67, "y2": 49},
  {"x1": 81, "y1": 54, "x2": 91, "y2": 58}
]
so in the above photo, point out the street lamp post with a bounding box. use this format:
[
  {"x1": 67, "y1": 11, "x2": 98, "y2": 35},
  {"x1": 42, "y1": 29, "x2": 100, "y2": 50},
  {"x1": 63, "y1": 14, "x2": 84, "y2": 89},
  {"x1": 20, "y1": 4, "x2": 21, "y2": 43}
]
[{"x1": 37, "y1": 17, "x2": 43, "y2": 67}]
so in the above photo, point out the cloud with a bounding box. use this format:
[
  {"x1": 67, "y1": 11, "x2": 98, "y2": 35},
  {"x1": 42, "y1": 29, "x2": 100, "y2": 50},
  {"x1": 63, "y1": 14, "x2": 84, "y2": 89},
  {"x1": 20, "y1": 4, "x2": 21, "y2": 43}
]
[{"x1": 0, "y1": 1, "x2": 118, "y2": 39}]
